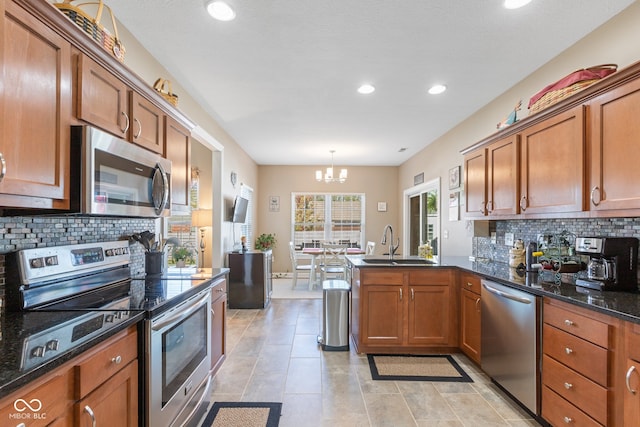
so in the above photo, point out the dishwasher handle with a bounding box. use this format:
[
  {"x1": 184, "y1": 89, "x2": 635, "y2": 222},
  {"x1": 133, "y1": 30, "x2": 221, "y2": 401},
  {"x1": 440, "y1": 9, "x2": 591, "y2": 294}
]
[{"x1": 482, "y1": 283, "x2": 532, "y2": 305}]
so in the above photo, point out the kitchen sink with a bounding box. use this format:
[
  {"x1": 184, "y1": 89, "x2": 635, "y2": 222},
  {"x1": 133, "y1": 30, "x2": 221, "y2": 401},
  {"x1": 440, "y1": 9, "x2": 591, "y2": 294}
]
[{"x1": 361, "y1": 258, "x2": 435, "y2": 265}]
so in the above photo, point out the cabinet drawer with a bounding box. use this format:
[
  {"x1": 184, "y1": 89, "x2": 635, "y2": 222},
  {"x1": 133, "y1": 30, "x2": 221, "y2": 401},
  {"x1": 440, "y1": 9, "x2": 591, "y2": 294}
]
[
  {"x1": 542, "y1": 354, "x2": 607, "y2": 425},
  {"x1": 409, "y1": 268, "x2": 452, "y2": 285},
  {"x1": 75, "y1": 328, "x2": 138, "y2": 398},
  {"x1": 542, "y1": 386, "x2": 603, "y2": 427},
  {"x1": 211, "y1": 277, "x2": 227, "y2": 302},
  {"x1": 543, "y1": 324, "x2": 608, "y2": 386},
  {"x1": 545, "y1": 302, "x2": 609, "y2": 347},
  {"x1": 0, "y1": 369, "x2": 71, "y2": 427},
  {"x1": 361, "y1": 270, "x2": 404, "y2": 285},
  {"x1": 459, "y1": 271, "x2": 481, "y2": 295}
]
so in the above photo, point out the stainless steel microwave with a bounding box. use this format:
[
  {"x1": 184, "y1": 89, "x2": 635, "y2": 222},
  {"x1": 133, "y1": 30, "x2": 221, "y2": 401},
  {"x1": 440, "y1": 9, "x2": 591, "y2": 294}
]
[{"x1": 70, "y1": 126, "x2": 172, "y2": 217}]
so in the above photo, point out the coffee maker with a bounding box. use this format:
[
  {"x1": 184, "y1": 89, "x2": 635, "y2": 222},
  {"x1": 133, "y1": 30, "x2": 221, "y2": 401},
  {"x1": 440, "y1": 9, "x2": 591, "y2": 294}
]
[{"x1": 575, "y1": 237, "x2": 639, "y2": 291}]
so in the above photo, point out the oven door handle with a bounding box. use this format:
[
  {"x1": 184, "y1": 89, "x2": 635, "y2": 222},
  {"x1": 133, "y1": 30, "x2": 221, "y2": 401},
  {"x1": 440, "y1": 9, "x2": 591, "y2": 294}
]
[{"x1": 152, "y1": 292, "x2": 209, "y2": 331}]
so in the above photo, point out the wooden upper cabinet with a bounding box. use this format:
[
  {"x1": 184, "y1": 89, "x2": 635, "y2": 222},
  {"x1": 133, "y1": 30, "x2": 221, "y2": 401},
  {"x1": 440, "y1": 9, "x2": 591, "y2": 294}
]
[
  {"x1": 130, "y1": 91, "x2": 164, "y2": 155},
  {"x1": 77, "y1": 54, "x2": 165, "y2": 155},
  {"x1": 589, "y1": 77, "x2": 640, "y2": 213},
  {"x1": 0, "y1": 0, "x2": 71, "y2": 208},
  {"x1": 165, "y1": 116, "x2": 191, "y2": 212},
  {"x1": 463, "y1": 148, "x2": 487, "y2": 218},
  {"x1": 77, "y1": 54, "x2": 129, "y2": 139},
  {"x1": 486, "y1": 135, "x2": 519, "y2": 216},
  {"x1": 519, "y1": 105, "x2": 585, "y2": 214}
]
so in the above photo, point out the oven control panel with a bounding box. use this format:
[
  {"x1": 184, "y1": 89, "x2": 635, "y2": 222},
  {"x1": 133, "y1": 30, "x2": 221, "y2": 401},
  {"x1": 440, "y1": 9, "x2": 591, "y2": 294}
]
[{"x1": 17, "y1": 241, "x2": 131, "y2": 284}]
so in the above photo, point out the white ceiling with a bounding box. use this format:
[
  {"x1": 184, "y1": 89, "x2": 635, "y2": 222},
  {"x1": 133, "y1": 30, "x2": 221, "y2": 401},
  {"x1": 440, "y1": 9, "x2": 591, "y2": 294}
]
[{"x1": 106, "y1": 0, "x2": 634, "y2": 166}]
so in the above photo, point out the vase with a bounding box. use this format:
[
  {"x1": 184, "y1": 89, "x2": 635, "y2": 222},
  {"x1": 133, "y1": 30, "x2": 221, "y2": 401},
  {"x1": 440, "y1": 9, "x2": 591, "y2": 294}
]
[{"x1": 176, "y1": 260, "x2": 186, "y2": 268}]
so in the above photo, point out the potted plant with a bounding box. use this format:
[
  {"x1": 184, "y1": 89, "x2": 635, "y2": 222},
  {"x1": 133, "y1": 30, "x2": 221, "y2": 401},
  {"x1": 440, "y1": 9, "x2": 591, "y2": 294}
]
[
  {"x1": 172, "y1": 246, "x2": 193, "y2": 267},
  {"x1": 255, "y1": 233, "x2": 276, "y2": 251}
]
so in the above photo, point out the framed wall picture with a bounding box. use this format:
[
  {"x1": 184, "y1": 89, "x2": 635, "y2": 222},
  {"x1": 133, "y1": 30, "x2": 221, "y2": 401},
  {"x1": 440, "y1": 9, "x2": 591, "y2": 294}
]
[
  {"x1": 449, "y1": 166, "x2": 461, "y2": 190},
  {"x1": 269, "y1": 196, "x2": 280, "y2": 212},
  {"x1": 377, "y1": 202, "x2": 387, "y2": 212}
]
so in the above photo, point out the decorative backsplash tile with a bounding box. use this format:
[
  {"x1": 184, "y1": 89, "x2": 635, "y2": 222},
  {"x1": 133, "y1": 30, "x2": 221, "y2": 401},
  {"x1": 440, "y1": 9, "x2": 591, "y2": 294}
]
[{"x1": 0, "y1": 215, "x2": 156, "y2": 300}]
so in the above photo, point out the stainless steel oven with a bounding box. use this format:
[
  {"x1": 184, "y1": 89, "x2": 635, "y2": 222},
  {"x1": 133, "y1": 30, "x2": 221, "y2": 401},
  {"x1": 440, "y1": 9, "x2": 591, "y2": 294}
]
[
  {"x1": 147, "y1": 288, "x2": 212, "y2": 427},
  {"x1": 70, "y1": 125, "x2": 172, "y2": 217}
]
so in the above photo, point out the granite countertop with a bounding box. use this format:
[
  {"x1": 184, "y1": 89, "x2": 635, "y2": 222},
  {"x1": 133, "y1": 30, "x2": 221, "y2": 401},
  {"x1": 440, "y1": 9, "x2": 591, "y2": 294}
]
[
  {"x1": 0, "y1": 268, "x2": 230, "y2": 400},
  {"x1": 347, "y1": 254, "x2": 640, "y2": 324}
]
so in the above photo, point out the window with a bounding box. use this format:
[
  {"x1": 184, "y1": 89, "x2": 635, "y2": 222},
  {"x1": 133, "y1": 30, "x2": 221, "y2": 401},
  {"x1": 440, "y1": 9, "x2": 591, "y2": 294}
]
[
  {"x1": 292, "y1": 193, "x2": 365, "y2": 249},
  {"x1": 239, "y1": 184, "x2": 254, "y2": 249}
]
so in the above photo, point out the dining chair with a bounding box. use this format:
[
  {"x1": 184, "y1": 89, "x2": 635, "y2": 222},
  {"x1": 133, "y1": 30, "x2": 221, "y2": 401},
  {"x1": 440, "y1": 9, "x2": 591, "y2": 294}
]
[
  {"x1": 320, "y1": 243, "x2": 348, "y2": 281},
  {"x1": 366, "y1": 241, "x2": 375, "y2": 255},
  {"x1": 289, "y1": 241, "x2": 313, "y2": 289}
]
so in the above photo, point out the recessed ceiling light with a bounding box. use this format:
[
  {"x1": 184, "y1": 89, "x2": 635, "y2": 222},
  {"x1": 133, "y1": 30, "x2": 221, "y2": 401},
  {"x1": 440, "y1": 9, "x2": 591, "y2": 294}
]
[
  {"x1": 357, "y1": 84, "x2": 375, "y2": 95},
  {"x1": 206, "y1": 1, "x2": 236, "y2": 21},
  {"x1": 503, "y1": 0, "x2": 532, "y2": 9},
  {"x1": 428, "y1": 84, "x2": 447, "y2": 95}
]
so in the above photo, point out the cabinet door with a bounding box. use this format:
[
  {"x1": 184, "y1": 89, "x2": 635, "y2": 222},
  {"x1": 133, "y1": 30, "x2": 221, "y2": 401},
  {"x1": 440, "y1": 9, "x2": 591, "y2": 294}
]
[
  {"x1": 130, "y1": 91, "x2": 164, "y2": 155},
  {"x1": 165, "y1": 116, "x2": 191, "y2": 212},
  {"x1": 77, "y1": 55, "x2": 129, "y2": 138},
  {"x1": 75, "y1": 360, "x2": 138, "y2": 427},
  {"x1": 0, "y1": 1, "x2": 71, "y2": 208},
  {"x1": 460, "y1": 288, "x2": 481, "y2": 363},
  {"x1": 520, "y1": 105, "x2": 585, "y2": 214},
  {"x1": 589, "y1": 78, "x2": 640, "y2": 212},
  {"x1": 211, "y1": 278, "x2": 227, "y2": 374},
  {"x1": 463, "y1": 148, "x2": 487, "y2": 217},
  {"x1": 407, "y1": 284, "x2": 450, "y2": 345},
  {"x1": 361, "y1": 284, "x2": 404, "y2": 347},
  {"x1": 487, "y1": 135, "x2": 519, "y2": 216}
]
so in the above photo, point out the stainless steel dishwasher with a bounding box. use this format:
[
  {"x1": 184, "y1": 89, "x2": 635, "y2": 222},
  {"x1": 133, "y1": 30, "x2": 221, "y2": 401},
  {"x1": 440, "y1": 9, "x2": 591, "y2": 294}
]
[{"x1": 481, "y1": 279, "x2": 540, "y2": 415}]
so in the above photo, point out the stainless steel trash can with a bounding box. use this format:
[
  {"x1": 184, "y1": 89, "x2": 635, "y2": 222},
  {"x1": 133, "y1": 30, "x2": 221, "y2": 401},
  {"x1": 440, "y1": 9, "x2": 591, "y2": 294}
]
[{"x1": 318, "y1": 279, "x2": 351, "y2": 351}]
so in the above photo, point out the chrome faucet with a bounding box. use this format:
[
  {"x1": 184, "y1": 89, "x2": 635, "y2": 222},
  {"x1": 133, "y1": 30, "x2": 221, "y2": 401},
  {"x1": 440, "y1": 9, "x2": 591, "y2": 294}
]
[{"x1": 381, "y1": 224, "x2": 400, "y2": 260}]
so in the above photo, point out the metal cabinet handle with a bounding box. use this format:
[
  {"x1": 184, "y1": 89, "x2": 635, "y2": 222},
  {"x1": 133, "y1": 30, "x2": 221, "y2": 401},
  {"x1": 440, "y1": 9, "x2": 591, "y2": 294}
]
[
  {"x1": 520, "y1": 196, "x2": 527, "y2": 211},
  {"x1": 111, "y1": 355, "x2": 122, "y2": 365},
  {"x1": 475, "y1": 298, "x2": 481, "y2": 311},
  {"x1": 564, "y1": 319, "x2": 574, "y2": 326},
  {"x1": 466, "y1": 282, "x2": 473, "y2": 288},
  {"x1": 0, "y1": 153, "x2": 5, "y2": 183},
  {"x1": 590, "y1": 186, "x2": 601, "y2": 206},
  {"x1": 410, "y1": 288, "x2": 415, "y2": 301},
  {"x1": 565, "y1": 347, "x2": 573, "y2": 355},
  {"x1": 84, "y1": 405, "x2": 96, "y2": 427},
  {"x1": 563, "y1": 416, "x2": 573, "y2": 424},
  {"x1": 134, "y1": 117, "x2": 142, "y2": 139},
  {"x1": 487, "y1": 200, "x2": 493, "y2": 213},
  {"x1": 564, "y1": 382, "x2": 573, "y2": 389},
  {"x1": 399, "y1": 288, "x2": 403, "y2": 301},
  {"x1": 626, "y1": 365, "x2": 637, "y2": 394},
  {"x1": 120, "y1": 111, "x2": 130, "y2": 134},
  {"x1": 480, "y1": 202, "x2": 485, "y2": 214}
]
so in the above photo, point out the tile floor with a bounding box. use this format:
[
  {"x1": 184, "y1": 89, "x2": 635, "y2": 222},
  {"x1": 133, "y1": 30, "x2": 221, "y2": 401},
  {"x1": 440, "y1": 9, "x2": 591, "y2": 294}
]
[{"x1": 209, "y1": 299, "x2": 542, "y2": 426}]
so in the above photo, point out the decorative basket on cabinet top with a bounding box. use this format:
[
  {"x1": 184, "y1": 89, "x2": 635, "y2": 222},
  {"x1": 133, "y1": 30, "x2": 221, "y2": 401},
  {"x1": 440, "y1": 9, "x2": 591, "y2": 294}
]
[{"x1": 53, "y1": 0, "x2": 126, "y2": 63}]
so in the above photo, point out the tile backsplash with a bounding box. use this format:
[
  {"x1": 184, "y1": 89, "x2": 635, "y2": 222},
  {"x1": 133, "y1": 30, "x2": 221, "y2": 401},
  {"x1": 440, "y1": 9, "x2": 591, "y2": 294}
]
[
  {"x1": 473, "y1": 217, "x2": 640, "y2": 287},
  {"x1": 0, "y1": 215, "x2": 157, "y2": 301}
]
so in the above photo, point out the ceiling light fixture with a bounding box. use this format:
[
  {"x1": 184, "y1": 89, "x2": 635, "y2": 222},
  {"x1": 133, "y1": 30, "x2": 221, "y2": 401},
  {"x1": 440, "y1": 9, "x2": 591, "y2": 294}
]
[
  {"x1": 357, "y1": 84, "x2": 375, "y2": 94},
  {"x1": 206, "y1": 1, "x2": 236, "y2": 21},
  {"x1": 316, "y1": 150, "x2": 348, "y2": 183},
  {"x1": 428, "y1": 84, "x2": 447, "y2": 95},
  {"x1": 503, "y1": 0, "x2": 532, "y2": 9}
]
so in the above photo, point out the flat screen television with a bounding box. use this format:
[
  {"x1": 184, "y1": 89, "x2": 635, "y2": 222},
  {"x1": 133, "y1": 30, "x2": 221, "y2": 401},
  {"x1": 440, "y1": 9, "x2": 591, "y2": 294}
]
[{"x1": 231, "y1": 196, "x2": 248, "y2": 223}]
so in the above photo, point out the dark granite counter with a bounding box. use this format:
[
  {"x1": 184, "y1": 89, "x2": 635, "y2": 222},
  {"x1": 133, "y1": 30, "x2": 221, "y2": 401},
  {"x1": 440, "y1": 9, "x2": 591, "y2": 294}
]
[
  {"x1": 0, "y1": 267, "x2": 229, "y2": 400},
  {"x1": 347, "y1": 254, "x2": 640, "y2": 324}
]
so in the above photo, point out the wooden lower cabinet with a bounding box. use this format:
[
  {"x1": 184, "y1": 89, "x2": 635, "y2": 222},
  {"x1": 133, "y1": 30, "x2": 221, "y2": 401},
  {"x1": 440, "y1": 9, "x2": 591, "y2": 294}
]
[
  {"x1": 459, "y1": 272, "x2": 481, "y2": 364},
  {"x1": 624, "y1": 322, "x2": 640, "y2": 425},
  {"x1": 352, "y1": 267, "x2": 456, "y2": 353},
  {"x1": 541, "y1": 297, "x2": 624, "y2": 427},
  {"x1": 0, "y1": 325, "x2": 139, "y2": 427},
  {"x1": 211, "y1": 277, "x2": 227, "y2": 374}
]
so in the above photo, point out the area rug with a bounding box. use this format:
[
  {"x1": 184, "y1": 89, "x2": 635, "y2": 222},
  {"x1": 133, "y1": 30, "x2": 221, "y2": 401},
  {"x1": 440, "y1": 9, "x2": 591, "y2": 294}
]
[
  {"x1": 201, "y1": 402, "x2": 282, "y2": 427},
  {"x1": 367, "y1": 354, "x2": 473, "y2": 382}
]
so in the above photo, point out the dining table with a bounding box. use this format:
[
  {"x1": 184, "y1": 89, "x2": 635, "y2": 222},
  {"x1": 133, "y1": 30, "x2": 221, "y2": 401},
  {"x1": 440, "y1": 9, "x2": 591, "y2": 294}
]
[{"x1": 301, "y1": 247, "x2": 364, "y2": 289}]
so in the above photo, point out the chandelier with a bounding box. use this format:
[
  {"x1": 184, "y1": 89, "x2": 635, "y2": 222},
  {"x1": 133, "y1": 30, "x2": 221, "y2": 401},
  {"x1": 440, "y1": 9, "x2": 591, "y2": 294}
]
[{"x1": 316, "y1": 150, "x2": 348, "y2": 183}]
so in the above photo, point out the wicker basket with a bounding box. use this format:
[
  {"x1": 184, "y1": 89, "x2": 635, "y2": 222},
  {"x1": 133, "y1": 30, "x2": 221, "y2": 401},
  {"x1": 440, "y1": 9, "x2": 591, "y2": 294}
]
[
  {"x1": 54, "y1": 0, "x2": 125, "y2": 63},
  {"x1": 528, "y1": 64, "x2": 617, "y2": 115},
  {"x1": 153, "y1": 79, "x2": 179, "y2": 107}
]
